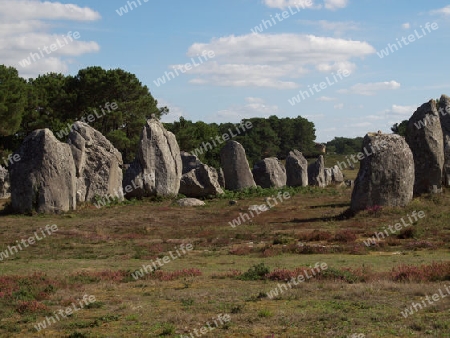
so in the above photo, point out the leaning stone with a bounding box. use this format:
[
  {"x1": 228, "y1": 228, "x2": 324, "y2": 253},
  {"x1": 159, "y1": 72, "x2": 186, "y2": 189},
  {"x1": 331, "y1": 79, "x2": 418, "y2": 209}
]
[
  {"x1": 68, "y1": 122, "x2": 123, "y2": 204},
  {"x1": 406, "y1": 100, "x2": 444, "y2": 195}
]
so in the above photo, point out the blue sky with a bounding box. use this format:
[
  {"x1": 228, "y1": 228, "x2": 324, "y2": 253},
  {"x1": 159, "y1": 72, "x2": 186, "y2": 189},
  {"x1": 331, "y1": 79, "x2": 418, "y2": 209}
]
[{"x1": 2, "y1": 0, "x2": 450, "y2": 142}]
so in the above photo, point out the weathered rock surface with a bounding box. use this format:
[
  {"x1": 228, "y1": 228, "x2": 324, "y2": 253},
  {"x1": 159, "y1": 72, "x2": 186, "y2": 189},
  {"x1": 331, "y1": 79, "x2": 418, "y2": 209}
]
[
  {"x1": 218, "y1": 168, "x2": 225, "y2": 188},
  {"x1": 179, "y1": 164, "x2": 224, "y2": 197},
  {"x1": 252, "y1": 157, "x2": 286, "y2": 188},
  {"x1": 308, "y1": 155, "x2": 326, "y2": 187},
  {"x1": 328, "y1": 165, "x2": 344, "y2": 184},
  {"x1": 0, "y1": 166, "x2": 10, "y2": 199},
  {"x1": 176, "y1": 198, "x2": 205, "y2": 207},
  {"x1": 68, "y1": 122, "x2": 123, "y2": 203},
  {"x1": 324, "y1": 168, "x2": 333, "y2": 186},
  {"x1": 285, "y1": 150, "x2": 308, "y2": 187},
  {"x1": 439, "y1": 95, "x2": 450, "y2": 186},
  {"x1": 406, "y1": 100, "x2": 444, "y2": 195},
  {"x1": 181, "y1": 151, "x2": 202, "y2": 174},
  {"x1": 10, "y1": 129, "x2": 76, "y2": 214},
  {"x1": 351, "y1": 133, "x2": 414, "y2": 211},
  {"x1": 123, "y1": 119, "x2": 182, "y2": 198},
  {"x1": 220, "y1": 141, "x2": 256, "y2": 191}
]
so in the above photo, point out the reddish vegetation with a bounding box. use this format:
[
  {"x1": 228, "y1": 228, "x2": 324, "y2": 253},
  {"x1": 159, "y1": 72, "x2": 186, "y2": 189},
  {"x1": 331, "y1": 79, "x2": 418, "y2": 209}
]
[
  {"x1": 390, "y1": 262, "x2": 450, "y2": 282},
  {"x1": 16, "y1": 300, "x2": 48, "y2": 314}
]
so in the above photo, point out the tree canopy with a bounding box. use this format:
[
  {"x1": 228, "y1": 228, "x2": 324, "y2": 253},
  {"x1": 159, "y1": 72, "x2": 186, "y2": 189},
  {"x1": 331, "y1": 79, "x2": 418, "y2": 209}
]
[
  {"x1": 0, "y1": 65, "x2": 165, "y2": 162},
  {"x1": 164, "y1": 115, "x2": 317, "y2": 168},
  {"x1": 326, "y1": 137, "x2": 363, "y2": 155}
]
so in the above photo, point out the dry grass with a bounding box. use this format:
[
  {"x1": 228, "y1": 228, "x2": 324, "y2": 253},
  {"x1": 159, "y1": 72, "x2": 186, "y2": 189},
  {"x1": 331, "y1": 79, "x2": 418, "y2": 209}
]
[{"x1": 0, "y1": 184, "x2": 449, "y2": 337}]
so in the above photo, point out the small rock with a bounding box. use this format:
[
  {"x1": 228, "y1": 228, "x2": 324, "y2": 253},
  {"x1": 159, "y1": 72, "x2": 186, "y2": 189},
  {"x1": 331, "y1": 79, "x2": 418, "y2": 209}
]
[{"x1": 176, "y1": 198, "x2": 206, "y2": 207}]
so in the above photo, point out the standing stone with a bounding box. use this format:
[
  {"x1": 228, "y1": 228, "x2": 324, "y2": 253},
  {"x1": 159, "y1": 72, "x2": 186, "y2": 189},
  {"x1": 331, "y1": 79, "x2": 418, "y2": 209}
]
[
  {"x1": 179, "y1": 164, "x2": 224, "y2": 197},
  {"x1": 181, "y1": 151, "x2": 202, "y2": 174},
  {"x1": 10, "y1": 129, "x2": 76, "y2": 214},
  {"x1": 324, "y1": 168, "x2": 333, "y2": 186},
  {"x1": 406, "y1": 100, "x2": 444, "y2": 195},
  {"x1": 0, "y1": 166, "x2": 10, "y2": 199},
  {"x1": 439, "y1": 95, "x2": 450, "y2": 186},
  {"x1": 331, "y1": 165, "x2": 344, "y2": 184},
  {"x1": 217, "y1": 168, "x2": 225, "y2": 188},
  {"x1": 285, "y1": 150, "x2": 308, "y2": 187},
  {"x1": 252, "y1": 157, "x2": 286, "y2": 188},
  {"x1": 220, "y1": 141, "x2": 256, "y2": 191},
  {"x1": 68, "y1": 122, "x2": 123, "y2": 203},
  {"x1": 308, "y1": 155, "x2": 326, "y2": 188},
  {"x1": 351, "y1": 133, "x2": 414, "y2": 212},
  {"x1": 123, "y1": 119, "x2": 182, "y2": 198}
]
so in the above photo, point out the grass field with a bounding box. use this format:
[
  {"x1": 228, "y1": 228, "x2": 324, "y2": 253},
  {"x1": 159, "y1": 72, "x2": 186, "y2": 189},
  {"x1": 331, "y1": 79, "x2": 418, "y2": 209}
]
[{"x1": 0, "y1": 156, "x2": 449, "y2": 337}]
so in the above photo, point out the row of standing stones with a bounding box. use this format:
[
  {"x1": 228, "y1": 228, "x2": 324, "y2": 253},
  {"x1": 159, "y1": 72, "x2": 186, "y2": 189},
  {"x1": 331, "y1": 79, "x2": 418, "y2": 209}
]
[
  {"x1": 0, "y1": 94, "x2": 449, "y2": 214},
  {"x1": 0, "y1": 116, "x2": 341, "y2": 213}
]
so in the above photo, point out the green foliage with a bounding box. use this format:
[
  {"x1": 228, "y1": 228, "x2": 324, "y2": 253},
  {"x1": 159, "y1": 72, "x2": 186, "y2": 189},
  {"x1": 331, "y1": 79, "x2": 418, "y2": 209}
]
[
  {"x1": 0, "y1": 64, "x2": 319, "y2": 167},
  {"x1": 0, "y1": 65, "x2": 27, "y2": 137},
  {"x1": 0, "y1": 65, "x2": 165, "y2": 163},
  {"x1": 160, "y1": 322, "x2": 176, "y2": 336},
  {"x1": 320, "y1": 267, "x2": 361, "y2": 283},
  {"x1": 326, "y1": 137, "x2": 363, "y2": 155},
  {"x1": 391, "y1": 120, "x2": 408, "y2": 137},
  {"x1": 165, "y1": 115, "x2": 317, "y2": 168},
  {"x1": 238, "y1": 263, "x2": 270, "y2": 281}
]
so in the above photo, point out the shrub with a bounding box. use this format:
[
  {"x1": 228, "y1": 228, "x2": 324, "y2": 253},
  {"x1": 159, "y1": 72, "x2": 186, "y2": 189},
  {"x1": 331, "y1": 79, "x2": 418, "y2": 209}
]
[
  {"x1": 266, "y1": 266, "x2": 311, "y2": 282},
  {"x1": 390, "y1": 262, "x2": 450, "y2": 282},
  {"x1": 16, "y1": 300, "x2": 48, "y2": 314},
  {"x1": 397, "y1": 228, "x2": 415, "y2": 239},
  {"x1": 239, "y1": 263, "x2": 270, "y2": 281},
  {"x1": 229, "y1": 246, "x2": 252, "y2": 255},
  {"x1": 302, "y1": 230, "x2": 333, "y2": 242},
  {"x1": 318, "y1": 267, "x2": 361, "y2": 283},
  {"x1": 333, "y1": 230, "x2": 357, "y2": 243}
]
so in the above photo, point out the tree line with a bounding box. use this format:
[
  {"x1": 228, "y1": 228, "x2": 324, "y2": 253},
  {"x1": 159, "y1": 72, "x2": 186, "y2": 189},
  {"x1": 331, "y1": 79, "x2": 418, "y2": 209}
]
[
  {"x1": 164, "y1": 115, "x2": 317, "y2": 168},
  {"x1": 0, "y1": 65, "x2": 318, "y2": 168}
]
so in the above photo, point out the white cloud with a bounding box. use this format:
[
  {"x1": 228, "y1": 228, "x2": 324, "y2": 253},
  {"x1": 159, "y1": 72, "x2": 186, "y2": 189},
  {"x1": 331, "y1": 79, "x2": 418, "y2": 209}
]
[
  {"x1": 1, "y1": 0, "x2": 100, "y2": 21},
  {"x1": 338, "y1": 81, "x2": 401, "y2": 96},
  {"x1": 430, "y1": 5, "x2": 450, "y2": 16},
  {"x1": 263, "y1": 0, "x2": 348, "y2": 10},
  {"x1": 0, "y1": 1, "x2": 101, "y2": 78},
  {"x1": 304, "y1": 113, "x2": 325, "y2": 119},
  {"x1": 385, "y1": 104, "x2": 416, "y2": 117},
  {"x1": 263, "y1": 0, "x2": 317, "y2": 10},
  {"x1": 184, "y1": 33, "x2": 375, "y2": 88},
  {"x1": 402, "y1": 23, "x2": 410, "y2": 29},
  {"x1": 334, "y1": 103, "x2": 344, "y2": 109},
  {"x1": 208, "y1": 97, "x2": 279, "y2": 122},
  {"x1": 365, "y1": 104, "x2": 416, "y2": 131},
  {"x1": 324, "y1": 0, "x2": 349, "y2": 10},
  {"x1": 316, "y1": 96, "x2": 336, "y2": 101}
]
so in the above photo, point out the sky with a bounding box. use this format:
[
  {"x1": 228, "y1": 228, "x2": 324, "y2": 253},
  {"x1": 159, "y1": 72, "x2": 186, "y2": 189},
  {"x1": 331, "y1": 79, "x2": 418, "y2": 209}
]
[{"x1": 1, "y1": 0, "x2": 450, "y2": 142}]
